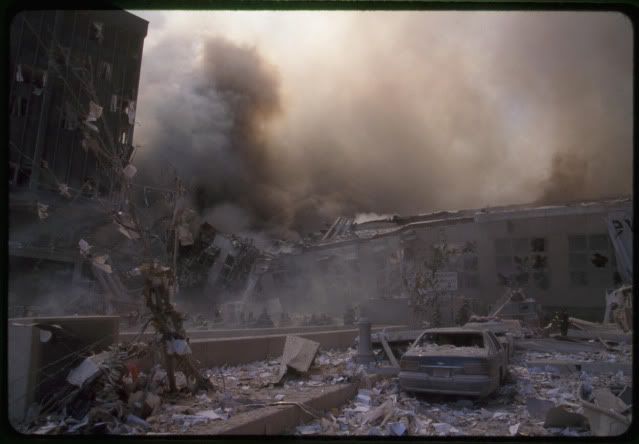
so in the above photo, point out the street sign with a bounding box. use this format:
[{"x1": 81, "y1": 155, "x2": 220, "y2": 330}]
[{"x1": 434, "y1": 271, "x2": 458, "y2": 291}]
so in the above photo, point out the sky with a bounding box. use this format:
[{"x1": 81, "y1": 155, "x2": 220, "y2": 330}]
[{"x1": 128, "y1": 10, "x2": 632, "y2": 238}]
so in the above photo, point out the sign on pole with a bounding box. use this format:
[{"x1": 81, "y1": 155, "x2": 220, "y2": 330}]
[{"x1": 434, "y1": 271, "x2": 458, "y2": 291}]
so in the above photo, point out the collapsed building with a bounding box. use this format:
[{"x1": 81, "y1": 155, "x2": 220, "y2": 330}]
[{"x1": 257, "y1": 197, "x2": 632, "y2": 325}]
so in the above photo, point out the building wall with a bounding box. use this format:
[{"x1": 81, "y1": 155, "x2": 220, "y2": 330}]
[
  {"x1": 260, "y1": 200, "x2": 631, "y2": 322},
  {"x1": 8, "y1": 10, "x2": 148, "y2": 314},
  {"x1": 9, "y1": 10, "x2": 148, "y2": 195}
]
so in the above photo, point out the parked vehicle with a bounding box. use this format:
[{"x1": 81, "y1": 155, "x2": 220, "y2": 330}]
[{"x1": 399, "y1": 327, "x2": 508, "y2": 398}]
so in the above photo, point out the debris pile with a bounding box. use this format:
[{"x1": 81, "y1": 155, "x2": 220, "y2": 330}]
[
  {"x1": 22, "y1": 342, "x2": 150, "y2": 434},
  {"x1": 290, "y1": 345, "x2": 631, "y2": 437}
]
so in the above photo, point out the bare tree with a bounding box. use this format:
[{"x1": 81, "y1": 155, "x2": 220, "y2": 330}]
[{"x1": 404, "y1": 237, "x2": 455, "y2": 328}]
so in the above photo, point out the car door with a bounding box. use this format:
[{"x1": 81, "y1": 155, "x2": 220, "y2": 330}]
[
  {"x1": 486, "y1": 331, "x2": 507, "y2": 379},
  {"x1": 482, "y1": 332, "x2": 499, "y2": 382}
]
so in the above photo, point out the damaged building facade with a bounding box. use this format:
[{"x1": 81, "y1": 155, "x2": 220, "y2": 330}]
[
  {"x1": 8, "y1": 10, "x2": 148, "y2": 316},
  {"x1": 258, "y1": 197, "x2": 632, "y2": 324}
]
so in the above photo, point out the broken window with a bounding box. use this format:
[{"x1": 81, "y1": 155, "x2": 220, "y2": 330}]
[
  {"x1": 98, "y1": 61, "x2": 112, "y2": 81},
  {"x1": 11, "y1": 96, "x2": 28, "y2": 117},
  {"x1": 16, "y1": 167, "x2": 31, "y2": 186},
  {"x1": 531, "y1": 254, "x2": 547, "y2": 270},
  {"x1": 89, "y1": 22, "x2": 104, "y2": 43},
  {"x1": 16, "y1": 64, "x2": 47, "y2": 94},
  {"x1": 463, "y1": 256, "x2": 478, "y2": 271},
  {"x1": 15, "y1": 64, "x2": 24, "y2": 82},
  {"x1": 8, "y1": 161, "x2": 19, "y2": 185},
  {"x1": 568, "y1": 233, "x2": 615, "y2": 287},
  {"x1": 531, "y1": 238, "x2": 545, "y2": 252},
  {"x1": 591, "y1": 252, "x2": 609, "y2": 268},
  {"x1": 568, "y1": 235, "x2": 587, "y2": 251},
  {"x1": 124, "y1": 100, "x2": 136, "y2": 125},
  {"x1": 495, "y1": 237, "x2": 547, "y2": 287}
]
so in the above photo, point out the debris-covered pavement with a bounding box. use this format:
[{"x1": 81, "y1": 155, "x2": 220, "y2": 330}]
[
  {"x1": 19, "y1": 345, "x2": 363, "y2": 435},
  {"x1": 290, "y1": 344, "x2": 632, "y2": 437},
  {"x1": 19, "y1": 331, "x2": 632, "y2": 437}
]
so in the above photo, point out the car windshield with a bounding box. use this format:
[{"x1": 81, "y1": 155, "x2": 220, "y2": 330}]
[{"x1": 414, "y1": 332, "x2": 484, "y2": 348}]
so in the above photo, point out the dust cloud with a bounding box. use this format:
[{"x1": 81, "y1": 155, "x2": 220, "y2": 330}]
[{"x1": 133, "y1": 11, "x2": 632, "y2": 237}]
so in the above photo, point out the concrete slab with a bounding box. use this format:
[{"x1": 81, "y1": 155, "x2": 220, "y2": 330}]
[
  {"x1": 527, "y1": 360, "x2": 632, "y2": 376},
  {"x1": 119, "y1": 324, "x2": 409, "y2": 342},
  {"x1": 186, "y1": 326, "x2": 406, "y2": 368},
  {"x1": 275, "y1": 336, "x2": 320, "y2": 383},
  {"x1": 188, "y1": 383, "x2": 359, "y2": 435},
  {"x1": 514, "y1": 338, "x2": 607, "y2": 354}
]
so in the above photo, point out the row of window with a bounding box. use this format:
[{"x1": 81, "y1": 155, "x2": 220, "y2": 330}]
[{"x1": 266, "y1": 233, "x2": 619, "y2": 292}]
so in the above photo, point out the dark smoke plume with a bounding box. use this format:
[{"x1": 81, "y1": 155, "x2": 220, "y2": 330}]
[{"x1": 134, "y1": 12, "x2": 632, "y2": 236}]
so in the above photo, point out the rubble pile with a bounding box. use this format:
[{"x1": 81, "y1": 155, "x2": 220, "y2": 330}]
[{"x1": 22, "y1": 342, "x2": 150, "y2": 434}]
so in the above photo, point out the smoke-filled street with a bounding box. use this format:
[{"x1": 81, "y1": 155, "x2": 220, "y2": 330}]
[{"x1": 7, "y1": 8, "x2": 633, "y2": 439}]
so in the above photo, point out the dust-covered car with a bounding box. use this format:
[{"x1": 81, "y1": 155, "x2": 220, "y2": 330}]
[
  {"x1": 463, "y1": 319, "x2": 520, "y2": 361},
  {"x1": 399, "y1": 327, "x2": 508, "y2": 398}
]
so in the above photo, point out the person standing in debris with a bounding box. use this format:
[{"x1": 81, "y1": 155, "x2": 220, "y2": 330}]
[
  {"x1": 456, "y1": 298, "x2": 471, "y2": 326},
  {"x1": 559, "y1": 307, "x2": 569, "y2": 336}
]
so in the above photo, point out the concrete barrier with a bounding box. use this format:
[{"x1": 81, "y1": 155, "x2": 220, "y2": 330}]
[
  {"x1": 187, "y1": 325, "x2": 408, "y2": 368},
  {"x1": 187, "y1": 373, "x2": 387, "y2": 435},
  {"x1": 119, "y1": 323, "x2": 403, "y2": 342}
]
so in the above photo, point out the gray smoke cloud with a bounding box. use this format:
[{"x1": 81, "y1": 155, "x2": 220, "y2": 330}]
[{"x1": 134, "y1": 11, "x2": 632, "y2": 237}]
